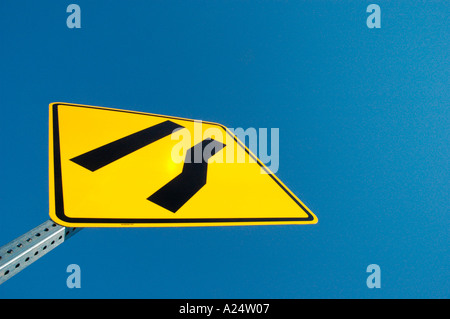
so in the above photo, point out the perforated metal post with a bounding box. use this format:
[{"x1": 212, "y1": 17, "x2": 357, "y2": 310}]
[{"x1": 0, "y1": 220, "x2": 82, "y2": 285}]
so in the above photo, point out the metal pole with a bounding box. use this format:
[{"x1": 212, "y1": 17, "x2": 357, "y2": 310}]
[{"x1": 0, "y1": 220, "x2": 82, "y2": 285}]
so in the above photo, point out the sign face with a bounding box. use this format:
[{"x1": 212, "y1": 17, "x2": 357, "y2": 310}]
[{"x1": 49, "y1": 103, "x2": 317, "y2": 227}]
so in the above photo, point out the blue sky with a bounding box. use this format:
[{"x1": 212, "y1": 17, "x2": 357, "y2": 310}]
[{"x1": 0, "y1": 1, "x2": 448, "y2": 298}]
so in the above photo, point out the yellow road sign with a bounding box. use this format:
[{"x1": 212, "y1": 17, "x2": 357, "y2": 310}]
[{"x1": 49, "y1": 102, "x2": 317, "y2": 227}]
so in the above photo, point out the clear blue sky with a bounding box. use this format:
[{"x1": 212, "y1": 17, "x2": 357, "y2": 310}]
[{"x1": 0, "y1": 1, "x2": 448, "y2": 298}]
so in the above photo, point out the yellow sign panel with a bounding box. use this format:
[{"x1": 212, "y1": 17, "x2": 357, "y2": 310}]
[{"x1": 49, "y1": 102, "x2": 317, "y2": 227}]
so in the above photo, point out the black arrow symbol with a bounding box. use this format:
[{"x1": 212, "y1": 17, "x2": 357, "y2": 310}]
[
  {"x1": 148, "y1": 138, "x2": 225, "y2": 213},
  {"x1": 70, "y1": 120, "x2": 184, "y2": 171}
]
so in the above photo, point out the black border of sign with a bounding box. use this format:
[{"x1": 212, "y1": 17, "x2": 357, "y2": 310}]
[{"x1": 52, "y1": 103, "x2": 315, "y2": 224}]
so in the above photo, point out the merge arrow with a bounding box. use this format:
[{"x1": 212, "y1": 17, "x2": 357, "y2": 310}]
[{"x1": 148, "y1": 138, "x2": 225, "y2": 212}]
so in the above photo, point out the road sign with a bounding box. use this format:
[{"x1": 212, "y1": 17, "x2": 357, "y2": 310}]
[{"x1": 49, "y1": 102, "x2": 317, "y2": 227}]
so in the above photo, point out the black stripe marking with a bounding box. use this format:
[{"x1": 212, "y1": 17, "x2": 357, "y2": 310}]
[
  {"x1": 148, "y1": 138, "x2": 225, "y2": 213},
  {"x1": 70, "y1": 121, "x2": 183, "y2": 171}
]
